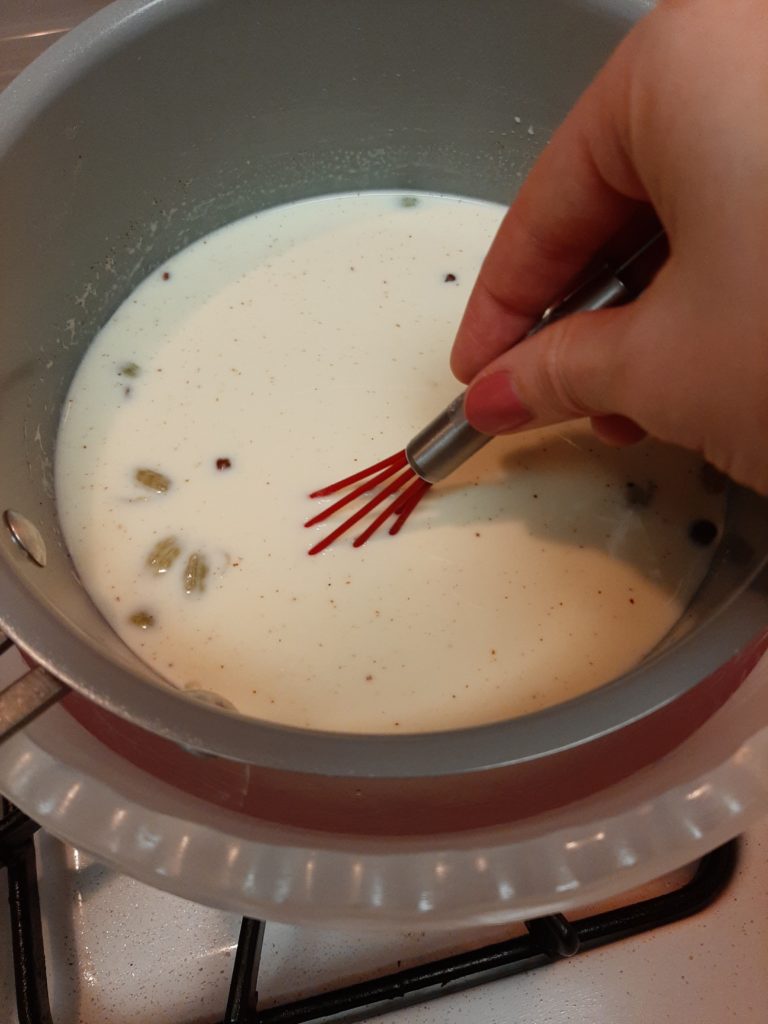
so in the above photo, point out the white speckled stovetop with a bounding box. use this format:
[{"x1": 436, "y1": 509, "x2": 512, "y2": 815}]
[{"x1": 0, "y1": 820, "x2": 767, "y2": 1024}]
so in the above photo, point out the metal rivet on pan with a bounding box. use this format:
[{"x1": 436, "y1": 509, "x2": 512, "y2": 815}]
[{"x1": 3, "y1": 510, "x2": 47, "y2": 568}]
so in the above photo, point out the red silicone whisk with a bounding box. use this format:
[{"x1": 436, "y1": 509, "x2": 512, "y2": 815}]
[{"x1": 305, "y1": 231, "x2": 668, "y2": 555}]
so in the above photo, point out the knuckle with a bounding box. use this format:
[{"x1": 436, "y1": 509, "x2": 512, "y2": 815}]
[{"x1": 540, "y1": 318, "x2": 596, "y2": 418}]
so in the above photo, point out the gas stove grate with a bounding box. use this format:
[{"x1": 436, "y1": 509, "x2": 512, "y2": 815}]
[{"x1": 0, "y1": 801, "x2": 739, "y2": 1024}]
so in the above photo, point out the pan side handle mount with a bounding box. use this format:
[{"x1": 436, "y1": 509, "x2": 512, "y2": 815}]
[{"x1": 0, "y1": 630, "x2": 67, "y2": 746}]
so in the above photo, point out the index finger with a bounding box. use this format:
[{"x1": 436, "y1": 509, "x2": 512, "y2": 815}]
[{"x1": 451, "y1": 32, "x2": 649, "y2": 384}]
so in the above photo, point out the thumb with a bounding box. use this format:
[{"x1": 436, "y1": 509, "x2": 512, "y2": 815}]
[{"x1": 463, "y1": 295, "x2": 664, "y2": 441}]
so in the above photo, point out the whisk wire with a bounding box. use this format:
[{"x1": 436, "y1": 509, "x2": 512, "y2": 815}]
[
  {"x1": 305, "y1": 456, "x2": 409, "y2": 528},
  {"x1": 352, "y1": 475, "x2": 431, "y2": 548},
  {"x1": 307, "y1": 463, "x2": 418, "y2": 555},
  {"x1": 389, "y1": 478, "x2": 431, "y2": 536},
  {"x1": 309, "y1": 451, "x2": 407, "y2": 498}
]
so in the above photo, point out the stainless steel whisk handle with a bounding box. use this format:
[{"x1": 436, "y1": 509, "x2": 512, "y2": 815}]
[
  {"x1": 406, "y1": 231, "x2": 668, "y2": 484},
  {"x1": 406, "y1": 393, "x2": 480, "y2": 484}
]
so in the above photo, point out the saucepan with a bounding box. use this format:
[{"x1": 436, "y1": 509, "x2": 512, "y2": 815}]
[{"x1": 1, "y1": 0, "x2": 768, "y2": 842}]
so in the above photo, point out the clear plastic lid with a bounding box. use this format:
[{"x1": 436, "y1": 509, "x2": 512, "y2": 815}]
[{"x1": 1, "y1": 649, "x2": 768, "y2": 929}]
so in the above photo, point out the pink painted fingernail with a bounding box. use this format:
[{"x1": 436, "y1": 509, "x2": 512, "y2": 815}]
[{"x1": 465, "y1": 372, "x2": 533, "y2": 434}]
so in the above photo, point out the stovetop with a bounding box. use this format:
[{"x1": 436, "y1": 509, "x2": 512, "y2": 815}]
[{"x1": 1, "y1": 812, "x2": 767, "y2": 1023}]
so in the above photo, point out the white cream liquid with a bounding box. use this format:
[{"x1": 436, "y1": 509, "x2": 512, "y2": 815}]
[{"x1": 56, "y1": 193, "x2": 723, "y2": 733}]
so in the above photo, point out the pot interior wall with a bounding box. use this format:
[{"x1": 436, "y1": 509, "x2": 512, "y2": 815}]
[{"x1": 0, "y1": 0, "x2": 765, "y2": 714}]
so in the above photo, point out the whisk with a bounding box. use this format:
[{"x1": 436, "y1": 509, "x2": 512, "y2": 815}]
[{"x1": 306, "y1": 231, "x2": 668, "y2": 555}]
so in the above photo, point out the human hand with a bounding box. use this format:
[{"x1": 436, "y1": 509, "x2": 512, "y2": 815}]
[{"x1": 451, "y1": 0, "x2": 768, "y2": 494}]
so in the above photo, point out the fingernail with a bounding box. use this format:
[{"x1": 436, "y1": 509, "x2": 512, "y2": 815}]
[{"x1": 465, "y1": 372, "x2": 533, "y2": 434}]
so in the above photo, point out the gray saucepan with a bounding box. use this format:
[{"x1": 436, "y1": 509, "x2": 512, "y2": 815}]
[{"x1": 1, "y1": 0, "x2": 767, "y2": 836}]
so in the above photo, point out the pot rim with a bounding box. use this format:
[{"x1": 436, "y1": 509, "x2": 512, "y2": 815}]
[{"x1": 2, "y1": 553, "x2": 767, "y2": 777}]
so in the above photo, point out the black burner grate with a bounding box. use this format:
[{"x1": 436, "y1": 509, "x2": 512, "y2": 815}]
[{"x1": 0, "y1": 801, "x2": 739, "y2": 1024}]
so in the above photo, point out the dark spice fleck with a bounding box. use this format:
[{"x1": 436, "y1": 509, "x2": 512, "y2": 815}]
[
  {"x1": 688, "y1": 519, "x2": 718, "y2": 547},
  {"x1": 119, "y1": 361, "x2": 140, "y2": 378},
  {"x1": 625, "y1": 479, "x2": 657, "y2": 507},
  {"x1": 444, "y1": 273, "x2": 457, "y2": 283},
  {"x1": 216, "y1": 457, "x2": 232, "y2": 471},
  {"x1": 162, "y1": 271, "x2": 171, "y2": 281},
  {"x1": 400, "y1": 196, "x2": 418, "y2": 208}
]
